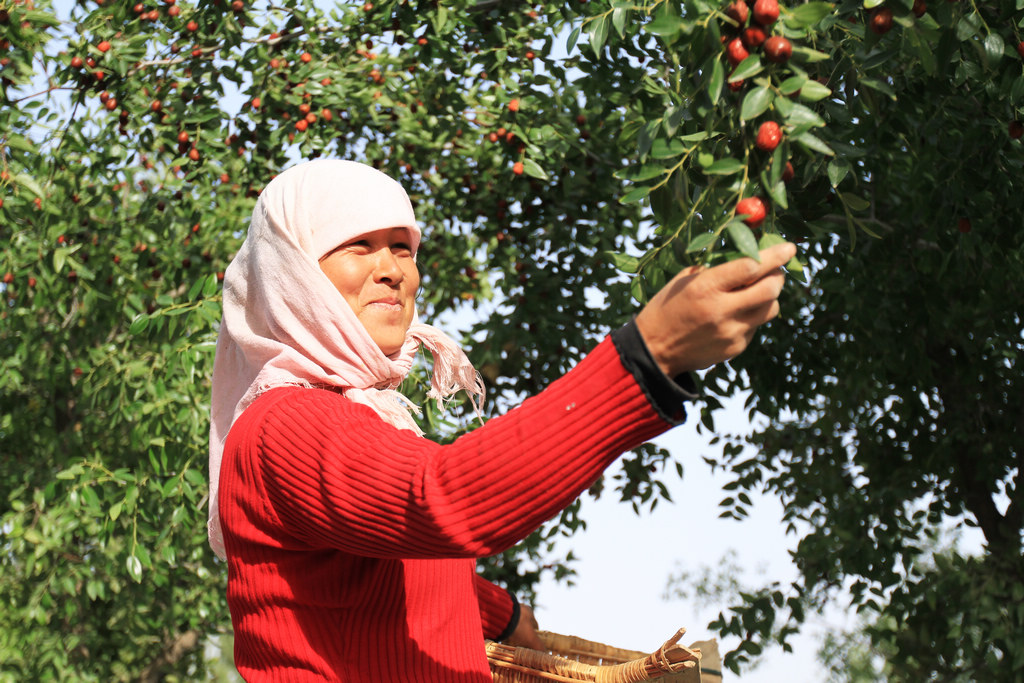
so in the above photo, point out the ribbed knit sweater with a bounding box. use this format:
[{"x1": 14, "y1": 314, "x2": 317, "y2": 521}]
[{"x1": 219, "y1": 323, "x2": 695, "y2": 681}]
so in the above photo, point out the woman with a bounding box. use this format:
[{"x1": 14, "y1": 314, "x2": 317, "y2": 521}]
[{"x1": 209, "y1": 159, "x2": 793, "y2": 682}]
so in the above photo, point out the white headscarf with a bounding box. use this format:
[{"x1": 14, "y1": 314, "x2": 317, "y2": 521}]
[{"x1": 207, "y1": 159, "x2": 484, "y2": 560}]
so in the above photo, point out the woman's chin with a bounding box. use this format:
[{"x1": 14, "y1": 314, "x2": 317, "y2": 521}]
[{"x1": 367, "y1": 328, "x2": 410, "y2": 357}]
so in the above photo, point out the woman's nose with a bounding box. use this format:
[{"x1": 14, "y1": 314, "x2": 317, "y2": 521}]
[{"x1": 373, "y1": 248, "x2": 404, "y2": 284}]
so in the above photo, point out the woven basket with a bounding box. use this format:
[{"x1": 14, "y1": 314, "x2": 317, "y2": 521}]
[{"x1": 487, "y1": 628, "x2": 720, "y2": 683}]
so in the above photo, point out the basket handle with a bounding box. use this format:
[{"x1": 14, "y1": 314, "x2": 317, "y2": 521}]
[{"x1": 595, "y1": 629, "x2": 700, "y2": 683}]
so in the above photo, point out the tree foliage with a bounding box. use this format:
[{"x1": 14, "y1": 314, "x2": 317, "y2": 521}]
[{"x1": 0, "y1": 0, "x2": 1021, "y2": 680}]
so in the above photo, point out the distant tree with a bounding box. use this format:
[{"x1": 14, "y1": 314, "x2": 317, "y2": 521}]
[
  {"x1": 1, "y1": 0, "x2": 1021, "y2": 680},
  {"x1": 814, "y1": 529, "x2": 987, "y2": 683},
  {"x1": 818, "y1": 620, "x2": 893, "y2": 683}
]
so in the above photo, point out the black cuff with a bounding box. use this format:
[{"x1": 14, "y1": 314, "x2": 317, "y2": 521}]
[
  {"x1": 610, "y1": 318, "x2": 699, "y2": 425},
  {"x1": 495, "y1": 590, "x2": 521, "y2": 642}
]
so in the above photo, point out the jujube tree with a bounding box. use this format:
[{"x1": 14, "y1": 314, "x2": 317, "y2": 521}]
[{"x1": 1, "y1": 0, "x2": 1021, "y2": 680}]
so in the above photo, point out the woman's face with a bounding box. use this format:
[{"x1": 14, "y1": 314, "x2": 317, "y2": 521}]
[{"x1": 319, "y1": 227, "x2": 420, "y2": 356}]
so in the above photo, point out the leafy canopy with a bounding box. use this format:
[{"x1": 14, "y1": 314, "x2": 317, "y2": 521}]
[{"x1": 0, "y1": 0, "x2": 1021, "y2": 680}]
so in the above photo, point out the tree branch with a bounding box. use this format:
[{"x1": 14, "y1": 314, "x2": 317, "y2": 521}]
[
  {"x1": 139, "y1": 629, "x2": 199, "y2": 683},
  {"x1": 927, "y1": 343, "x2": 1020, "y2": 558}
]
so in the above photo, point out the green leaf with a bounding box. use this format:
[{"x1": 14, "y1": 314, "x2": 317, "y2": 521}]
[
  {"x1": 740, "y1": 87, "x2": 774, "y2": 120},
  {"x1": 23, "y1": 9, "x2": 60, "y2": 27},
  {"x1": 5, "y1": 134, "x2": 35, "y2": 153},
  {"x1": 783, "y1": 102, "x2": 826, "y2": 127},
  {"x1": 766, "y1": 145, "x2": 782, "y2": 187},
  {"x1": 798, "y1": 80, "x2": 832, "y2": 102},
  {"x1": 56, "y1": 465, "x2": 82, "y2": 480},
  {"x1": 590, "y1": 15, "x2": 610, "y2": 57},
  {"x1": 52, "y1": 244, "x2": 81, "y2": 274},
  {"x1": 629, "y1": 274, "x2": 646, "y2": 304},
  {"x1": 827, "y1": 158, "x2": 851, "y2": 187},
  {"x1": 779, "y1": 76, "x2": 807, "y2": 96},
  {"x1": 730, "y1": 55, "x2": 763, "y2": 82},
  {"x1": 775, "y1": 95, "x2": 795, "y2": 119},
  {"x1": 1011, "y1": 75, "x2": 1024, "y2": 102},
  {"x1": 612, "y1": 8, "x2": 627, "y2": 38},
  {"x1": 791, "y1": 46, "x2": 830, "y2": 63},
  {"x1": 202, "y1": 272, "x2": 221, "y2": 298},
  {"x1": 606, "y1": 251, "x2": 640, "y2": 273},
  {"x1": 432, "y1": 6, "x2": 449, "y2": 35},
  {"x1": 23, "y1": 528, "x2": 44, "y2": 545},
  {"x1": 956, "y1": 15, "x2": 980, "y2": 42},
  {"x1": 129, "y1": 314, "x2": 150, "y2": 335},
  {"x1": 908, "y1": 25, "x2": 937, "y2": 76},
  {"x1": 566, "y1": 26, "x2": 581, "y2": 53},
  {"x1": 766, "y1": 179, "x2": 788, "y2": 209},
  {"x1": 704, "y1": 158, "x2": 746, "y2": 176},
  {"x1": 638, "y1": 119, "x2": 661, "y2": 157},
  {"x1": 651, "y1": 137, "x2": 686, "y2": 159},
  {"x1": 663, "y1": 106, "x2": 686, "y2": 137},
  {"x1": 852, "y1": 215, "x2": 882, "y2": 239},
  {"x1": 645, "y1": 263, "x2": 666, "y2": 292},
  {"x1": 644, "y1": 15, "x2": 684, "y2": 39},
  {"x1": 620, "y1": 185, "x2": 652, "y2": 204},
  {"x1": 13, "y1": 173, "x2": 44, "y2": 198},
  {"x1": 709, "y1": 58, "x2": 724, "y2": 106},
  {"x1": 82, "y1": 486, "x2": 101, "y2": 512},
  {"x1": 860, "y1": 78, "x2": 897, "y2": 99},
  {"x1": 758, "y1": 233, "x2": 788, "y2": 249},
  {"x1": 647, "y1": 175, "x2": 684, "y2": 229},
  {"x1": 687, "y1": 232, "x2": 717, "y2": 253},
  {"x1": 521, "y1": 158, "x2": 548, "y2": 180},
  {"x1": 786, "y1": 2, "x2": 834, "y2": 28},
  {"x1": 983, "y1": 32, "x2": 1004, "y2": 68},
  {"x1": 794, "y1": 132, "x2": 835, "y2": 155},
  {"x1": 126, "y1": 555, "x2": 142, "y2": 582},
  {"x1": 727, "y1": 221, "x2": 761, "y2": 260},
  {"x1": 618, "y1": 164, "x2": 665, "y2": 182},
  {"x1": 187, "y1": 277, "x2": 206, "y2": 301},
  {"x1": 135, "y1": 542, "x2": 152, "y2": 569},
  {"x1": 109, "y1": 502, "x2": 123, "y2": 521},
  {"x1": 841, "y1": 193, "x2": 871, "y2": 212}
]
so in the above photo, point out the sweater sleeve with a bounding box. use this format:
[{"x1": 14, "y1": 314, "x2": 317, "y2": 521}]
[
  {"x1": 473, "y1": 575, "x2": 518, "y2": 641},
  {"x1": 235, "y1": 332, "x2": 688, "y2": 560}
]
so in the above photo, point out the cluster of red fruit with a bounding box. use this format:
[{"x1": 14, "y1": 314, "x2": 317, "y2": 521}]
[
  {"x1": 722, "y1": 0, "x2": 795, "y2": 229},
  {"x1": 68, "y1": 38, "x2": 110, "y2": 84},
  {"x1": 132, "y1": 1, "x2": 177, "y2": 21},
  {"x1": 735, "y1": 122, "x2": 793, "y2": 227},
  {"x1": 723, "y1": 0, "x2": 791, "y2": 85}
]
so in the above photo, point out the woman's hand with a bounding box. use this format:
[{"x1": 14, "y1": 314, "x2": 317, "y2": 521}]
[
  {"x1": 505, "y1": 604, "x2": 545, "y2": 651},
  {"x1": 635, "y1": 242, "x2": 796, "y2": 377}
]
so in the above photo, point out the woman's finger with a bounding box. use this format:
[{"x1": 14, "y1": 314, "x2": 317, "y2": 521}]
[
  {"x1": 730, "y1": 268, "x2": 787, "y2": 314},
  {"x1": 711, "y1": 243, "x2": 796, "y2": 293}
]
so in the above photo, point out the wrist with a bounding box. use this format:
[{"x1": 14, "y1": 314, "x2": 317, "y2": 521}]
[{"x1": 494, "y1": 590, "x2": 520, "y2": 642}]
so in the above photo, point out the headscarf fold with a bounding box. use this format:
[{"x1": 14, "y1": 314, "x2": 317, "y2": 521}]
[{"x1": 208, "y1": 159, "x2": 483, "y2": 560}]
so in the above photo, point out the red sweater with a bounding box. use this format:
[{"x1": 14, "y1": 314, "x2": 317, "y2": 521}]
[{"x1": 219, "y1": 328, "x2": 692, "y2": 681}]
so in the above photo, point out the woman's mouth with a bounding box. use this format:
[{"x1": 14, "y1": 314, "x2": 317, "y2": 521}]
[{"x1": 366, "y1": 298, "x2": 402, "y2": 311}]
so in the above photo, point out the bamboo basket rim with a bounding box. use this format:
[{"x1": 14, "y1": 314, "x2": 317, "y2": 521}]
[{"x1": 487, "y1": 627, "x2": 701, "y2": 683}]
